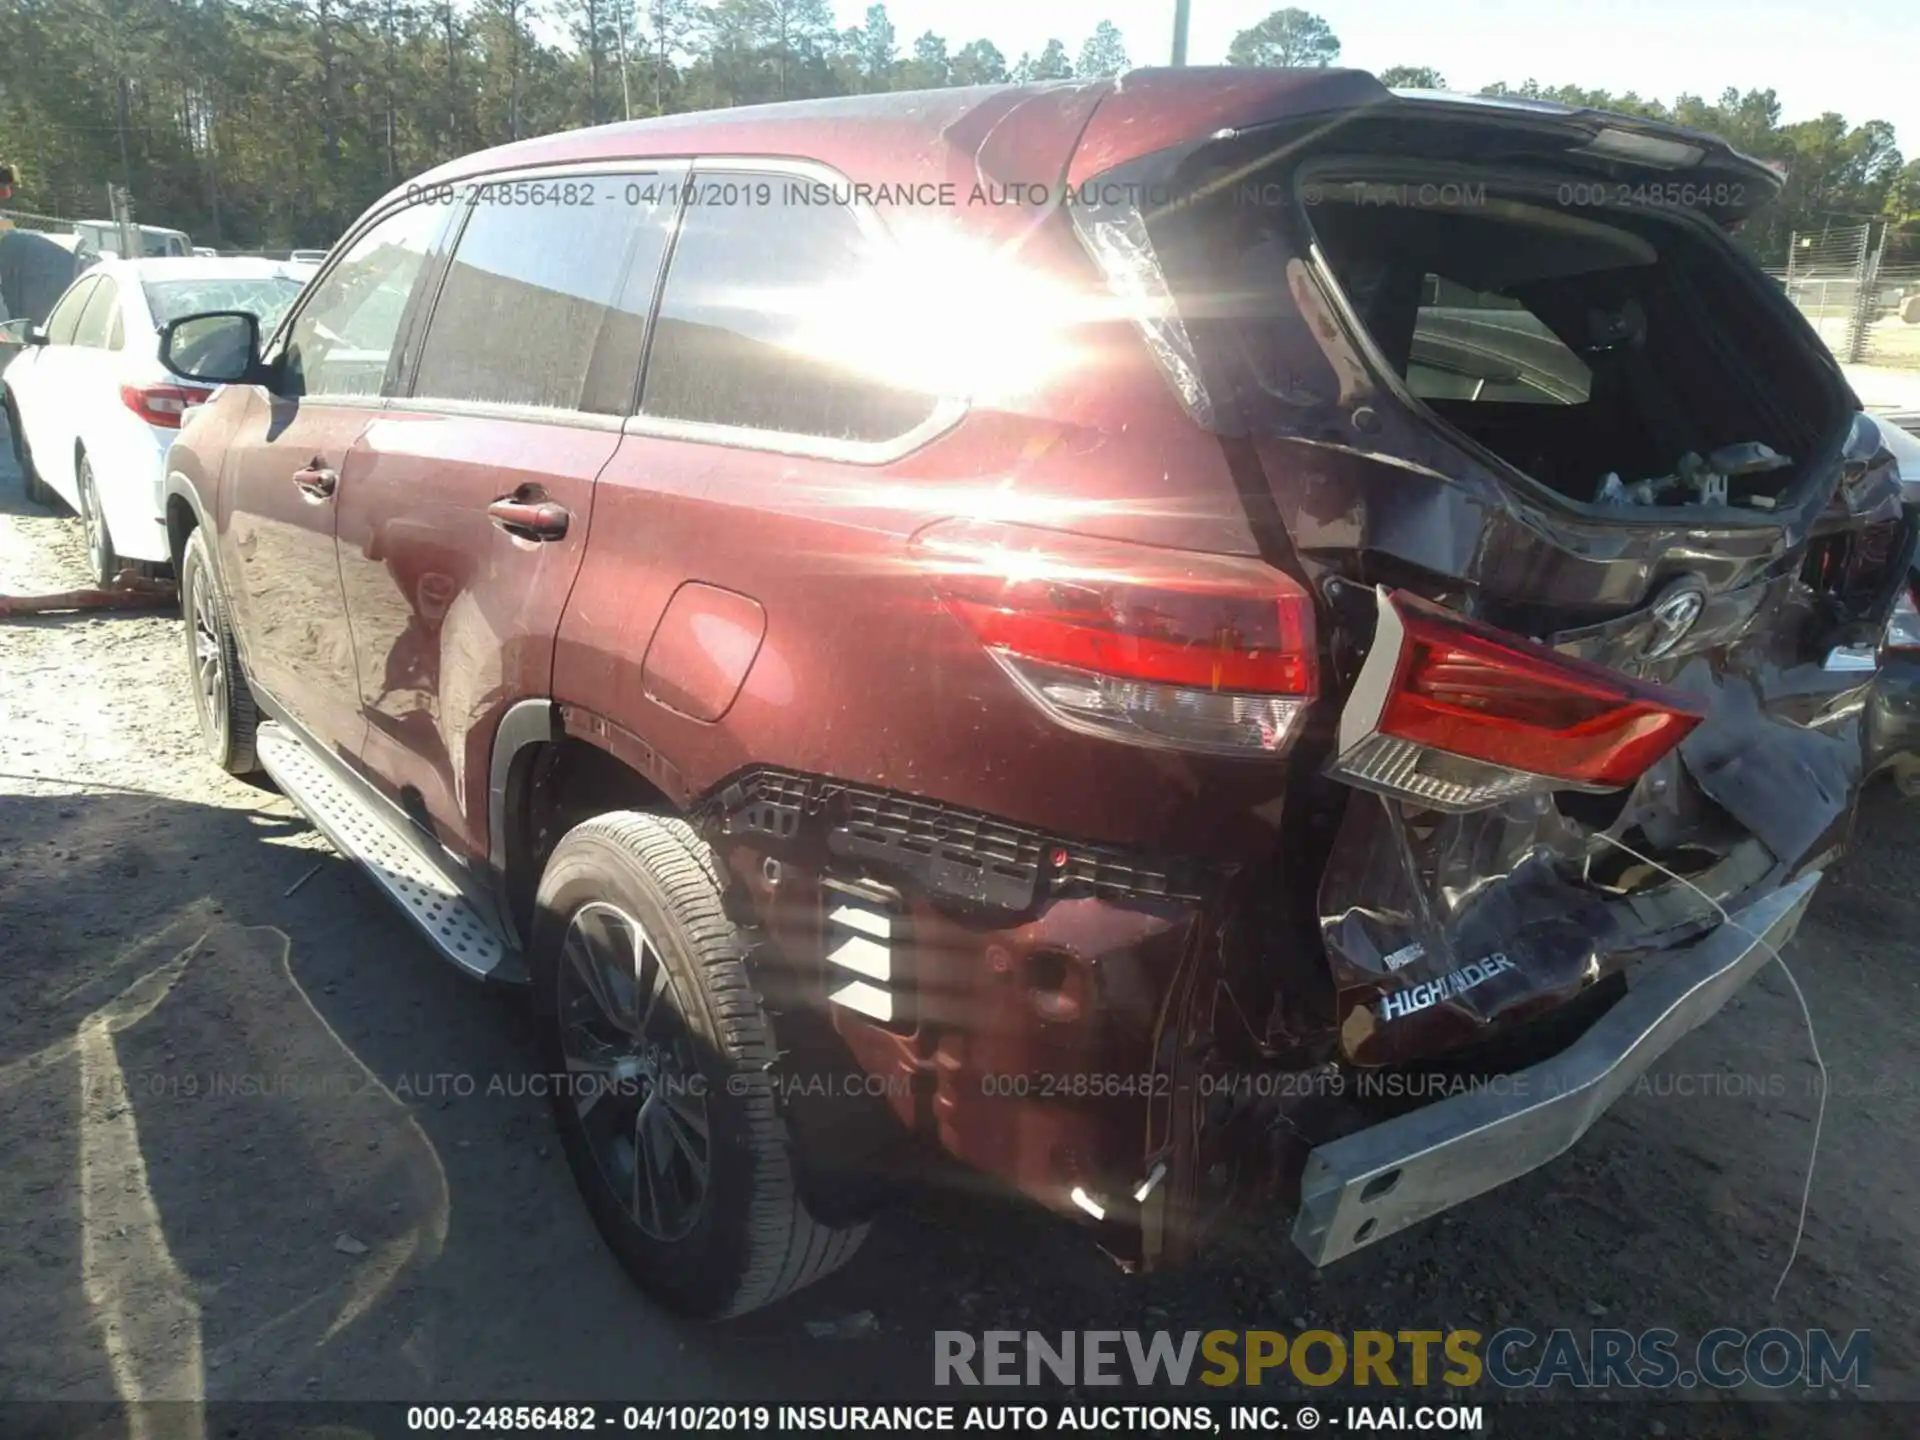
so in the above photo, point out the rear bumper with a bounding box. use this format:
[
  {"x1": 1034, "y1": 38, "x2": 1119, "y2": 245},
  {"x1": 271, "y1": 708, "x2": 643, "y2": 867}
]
[
  {"x1": 90, "y1": 419, "x2": 172, "y2": 563},
  {"x1": 1290, "y1": 869, "x2": 1822, "y2": 1265}
]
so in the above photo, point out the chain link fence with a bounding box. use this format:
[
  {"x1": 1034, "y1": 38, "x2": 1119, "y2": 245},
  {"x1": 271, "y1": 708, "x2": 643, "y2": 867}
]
[
  {"x1": 1858, "y1": 257, "x2": 1920, "y2": 372},
  {"x1": 1775, "y1": 223, "x2": 1920, "y2": 373},
  {"x1": 0, "y1": 205, "x2": 84, "y2": 237},
  {"x1": 3, "y1": 186, "x2": 165, "y2": 263}
]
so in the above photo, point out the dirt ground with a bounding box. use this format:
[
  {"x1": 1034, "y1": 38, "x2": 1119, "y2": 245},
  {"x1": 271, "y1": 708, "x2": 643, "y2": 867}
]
[{"x1": 2, "y1": 415, "x2": 1918, "y2": 1437}]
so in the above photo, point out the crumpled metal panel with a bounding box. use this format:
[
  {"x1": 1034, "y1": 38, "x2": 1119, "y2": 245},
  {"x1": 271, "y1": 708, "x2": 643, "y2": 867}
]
[{"x1": 1071, "y1": 128, "x2": 1907, "y2": 1079}]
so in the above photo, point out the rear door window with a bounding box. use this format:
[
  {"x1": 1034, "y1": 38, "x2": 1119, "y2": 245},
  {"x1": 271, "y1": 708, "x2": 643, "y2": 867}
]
[
  {"x1": 44, "y1": 277, "x2": 99, "y2": 345},
  {"x1": 73, "y1": 275, "x2": 119, "y2": 349},
  {"x1": 281, "y1": 202, "x2": 445, "y2": 399},
  {"x1": 639, "y1": 173, "x2": 937, "y2": 444},
  {"x1": 411, "y1": 175, "x2": 678, "y2": 414},
  {"x1": 1406, "y1": 275, "x2": 1592, "y2": 405}
]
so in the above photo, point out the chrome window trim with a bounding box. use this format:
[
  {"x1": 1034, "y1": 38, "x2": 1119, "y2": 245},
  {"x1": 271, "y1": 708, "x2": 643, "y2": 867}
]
[
  {"x1": 425, "y1": 157, "x2": 693, "y2": 189},
  {"x1": 381, "y1": 395, "x2": 626, "y2": 432},
  {"x1": 618, "y1": 404, "x2": 965, "y2": 466},
  {"x1": 241, "y1": 391, "x2": 391, "y2": 415}
]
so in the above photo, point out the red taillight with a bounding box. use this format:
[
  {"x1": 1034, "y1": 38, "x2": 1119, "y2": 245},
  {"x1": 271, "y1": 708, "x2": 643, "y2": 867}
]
[
  {"x1": 1331, "y1": 589, "x2": 1705, "y2": 811},
  {"x1": 912, "y1": 518, "x2": 1317, "y2": 755},
  {"x1": 120, "y1": 382, "x2": 211, "y2": 429}
]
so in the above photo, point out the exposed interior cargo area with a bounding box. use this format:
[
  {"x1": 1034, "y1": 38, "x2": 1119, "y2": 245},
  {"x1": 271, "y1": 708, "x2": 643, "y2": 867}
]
[
  {"x1": 1298, "y1": 178, "x2": 1849, "y2": 511},
  {"x1": 1105, "y1": 104, "x2": 1859, "y2": 517},
  {"x1": 1064, "y1": 100, "x2": 1908, "y2": 1101}
]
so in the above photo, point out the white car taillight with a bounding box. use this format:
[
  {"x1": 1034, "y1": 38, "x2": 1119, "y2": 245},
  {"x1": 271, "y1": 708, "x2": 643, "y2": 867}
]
[
  {"x1": 912, "y1": 518, "x2": 1317, "y2": 756},
  {"x1": 121, "y1": 382, "x2": 212, "y2": 429},
  {"x1": 1329, "y1": 588, "x2": 1707, "y2": 812}
]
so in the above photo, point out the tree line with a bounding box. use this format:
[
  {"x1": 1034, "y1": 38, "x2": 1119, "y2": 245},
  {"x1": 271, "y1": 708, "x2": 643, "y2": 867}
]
[{"x1": 1, "y1": 1, "x2": 1914, "y2": 262}]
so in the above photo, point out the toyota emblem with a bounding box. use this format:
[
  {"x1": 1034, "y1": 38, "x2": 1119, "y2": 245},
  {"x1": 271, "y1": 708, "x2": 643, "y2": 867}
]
[{"x1": 1643, "y1": 580, "x2": 1707, "y2": 659}]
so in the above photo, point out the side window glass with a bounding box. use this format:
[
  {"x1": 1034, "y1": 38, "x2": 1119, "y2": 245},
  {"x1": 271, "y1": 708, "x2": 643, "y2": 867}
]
[
  {"x1": 640, "y1": 173, "x2": 938, "y2": 443},
  {"x1": 412, "y1": 175, "x2": 677, "y2": 413},
  {"x1": 73, "y1": 276, "x2": 119, "y2": 349},
  {"x1": 282, "y1": 203, "x2": 444, "y2": 399},
  {"x1": 45, "y1": 278, "x2": 98, "y2": 345},
  {"x1": 1406, "y1": 274, "x2": 1592, "y2": 405}
]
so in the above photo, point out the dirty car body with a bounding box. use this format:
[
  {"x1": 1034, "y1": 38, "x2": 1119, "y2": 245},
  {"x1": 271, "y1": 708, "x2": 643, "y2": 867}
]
[
  {"x1": 1863, "y1": 414, "x2": 1920, "y2": 787},
  {"x1": 158, "y1": 69, "x2": 1905, "y2": 1304}
]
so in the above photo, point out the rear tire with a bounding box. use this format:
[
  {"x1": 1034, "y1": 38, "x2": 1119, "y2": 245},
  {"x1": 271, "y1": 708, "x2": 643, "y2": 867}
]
[
  {"x1": 532, "y1": 812, "x2": 868, "y2": 1318},
  {"x1": 180, "y1": 526, "x2": 260, "y2": 776},
  {"x1": 4, "y1": 391, "x2": 56, "y2": 510},
  {"x1": 77, "y1": 453, "x2": 119, "y2": 586}
]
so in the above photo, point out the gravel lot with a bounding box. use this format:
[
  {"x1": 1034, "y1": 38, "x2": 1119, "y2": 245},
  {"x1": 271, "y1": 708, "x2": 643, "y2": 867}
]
[{"x1": 1, "y1": 413, "x2": 1917, "y2": 1435}]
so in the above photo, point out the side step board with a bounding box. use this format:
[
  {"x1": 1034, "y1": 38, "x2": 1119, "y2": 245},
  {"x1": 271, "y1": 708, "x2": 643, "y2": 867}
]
[{"x1": 255, "y1": 723, "x2": 519, "y2": 982}]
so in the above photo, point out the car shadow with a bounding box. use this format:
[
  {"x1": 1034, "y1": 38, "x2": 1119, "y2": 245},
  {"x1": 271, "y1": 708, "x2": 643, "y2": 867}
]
[
  {"x1": 0, "y1": 603, "x2": 176, "y2": 629},
  {"x1": 0, "y1": 785, "x2": 1139, "y2": 1405}
]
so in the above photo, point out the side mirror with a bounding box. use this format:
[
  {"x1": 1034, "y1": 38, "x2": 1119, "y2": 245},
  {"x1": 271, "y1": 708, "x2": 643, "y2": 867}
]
[
  {"x1": 26, "y1": 324, "x2": 48, "y2": 347},
  {"x1": 158, "y1": 310, "x2": 262, "y2": 385}
]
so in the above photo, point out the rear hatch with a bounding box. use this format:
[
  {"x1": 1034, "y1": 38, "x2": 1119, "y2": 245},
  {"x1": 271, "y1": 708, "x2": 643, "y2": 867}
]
[{"x1": 1065, "y1": 76, "x2": 1911, "y2": 1067}]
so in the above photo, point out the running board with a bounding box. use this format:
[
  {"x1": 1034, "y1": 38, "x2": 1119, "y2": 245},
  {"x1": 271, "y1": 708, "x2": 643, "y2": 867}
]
[{"x1": 255, "y1": 723, "x2": 519, "y2": 981}]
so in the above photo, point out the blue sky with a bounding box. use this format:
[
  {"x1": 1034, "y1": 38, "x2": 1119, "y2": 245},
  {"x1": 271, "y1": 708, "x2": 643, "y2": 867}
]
[{"x1": 843, "y1": 0, "x2": 1918, "y2": 151}]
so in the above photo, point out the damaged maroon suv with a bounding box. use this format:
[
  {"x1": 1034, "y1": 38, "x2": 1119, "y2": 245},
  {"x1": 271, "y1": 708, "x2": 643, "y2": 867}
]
[{"x1": 155, "y1": 68, "x2": 1910, "y2": 1317}]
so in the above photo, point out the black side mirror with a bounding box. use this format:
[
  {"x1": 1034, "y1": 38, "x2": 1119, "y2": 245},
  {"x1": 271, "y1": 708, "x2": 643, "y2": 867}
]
[
  {"x1": 25, "y1": 324, "x2": 48, "y2": 347},
  {"x1": 158, "y1": 310, "x2": 262, "y2": 385}
]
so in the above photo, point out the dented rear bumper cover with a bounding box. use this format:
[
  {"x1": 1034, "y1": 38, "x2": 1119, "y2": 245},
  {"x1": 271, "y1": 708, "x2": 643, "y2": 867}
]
[{"x1": 1291, "y1": 869, "x2": 1822, "y2": 1266}]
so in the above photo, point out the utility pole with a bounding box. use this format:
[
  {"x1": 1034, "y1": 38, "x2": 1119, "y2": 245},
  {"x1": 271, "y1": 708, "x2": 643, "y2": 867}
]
[
  {"x1": 1171, "y1": 0, "x2": 1191, "y2": 65},
  {"x1": 614, "y1": 0, "x2": 633, "y2": 121},
  {"x1": 109, "y1": 183, "x2": 137, "y2": 258}
]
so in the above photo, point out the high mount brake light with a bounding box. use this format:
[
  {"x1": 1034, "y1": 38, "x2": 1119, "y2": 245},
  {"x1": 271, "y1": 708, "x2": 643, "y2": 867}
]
[
  {"x1": 913, "y1": 518, "x2": 1317, "y2": 756},
  {"x1": 1329, "y1": 588, "x2": 1706, "y2": 812}
]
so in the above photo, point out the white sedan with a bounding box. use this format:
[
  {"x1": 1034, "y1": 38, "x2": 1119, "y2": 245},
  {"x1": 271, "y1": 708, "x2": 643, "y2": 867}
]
[{"x1": 3, "y1": 256, "x2": 313, "y2": 582}]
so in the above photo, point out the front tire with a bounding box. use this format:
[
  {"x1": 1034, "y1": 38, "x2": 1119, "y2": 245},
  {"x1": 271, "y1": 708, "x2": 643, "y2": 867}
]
[
  {"x1": 180, "y1": 526, "x2": 260, "y2": 776},
  {"x1": 77, "y1": 453, "x2": 118, "y2": 586},
  {"x1": 532, "y1": 812, "x2": 867, "y2": 1318}
]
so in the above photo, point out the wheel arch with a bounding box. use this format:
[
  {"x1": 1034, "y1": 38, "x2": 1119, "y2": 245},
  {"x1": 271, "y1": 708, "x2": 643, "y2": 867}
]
[
  {"x1": 489, "y1": 703, "x2": 688, "y2": 946},
  {"x1": 164, "y1": 469, "x2": 211, "y2": 574}
]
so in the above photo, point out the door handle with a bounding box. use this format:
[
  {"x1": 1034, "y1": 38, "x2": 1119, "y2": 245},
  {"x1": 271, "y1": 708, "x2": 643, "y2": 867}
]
[
  {"x1": 293, "y1": 463, "x2": 337, "y2": 500},
  {"x1": 487, "y1": 496, "x2": 570, "y2": 541}
]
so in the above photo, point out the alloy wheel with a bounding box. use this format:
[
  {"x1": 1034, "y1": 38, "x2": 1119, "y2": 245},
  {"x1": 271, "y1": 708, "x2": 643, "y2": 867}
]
[
  {"x1": 556, "y1": 901, "x2": 711, "y2": 1241},
  {"x1": 80, "y1": 462, "x2": 111, "y2": 578},
  {"x1": 189, "y1": 561, "x2": 227, "y2": 742}
]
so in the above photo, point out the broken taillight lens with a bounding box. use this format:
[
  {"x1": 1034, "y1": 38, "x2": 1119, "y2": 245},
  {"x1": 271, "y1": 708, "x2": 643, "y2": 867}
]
[
  {"x1": 912, "y1": 518, "x2": 1317, "y2": 755},
  {"x1": 1329, "y1": 589, "x2": 1705, "y2": 812}
]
